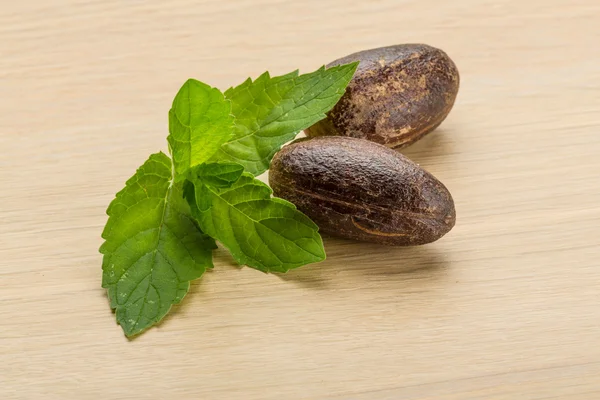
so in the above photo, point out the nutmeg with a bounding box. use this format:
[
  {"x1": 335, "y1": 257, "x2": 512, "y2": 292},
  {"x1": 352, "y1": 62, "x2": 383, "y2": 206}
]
[
  {"x1": 269, "y1": 137, "x2": 455, "y2": 246},
  {"x1": 305, "y1": 44, "x2": 459, "y2": 148}
]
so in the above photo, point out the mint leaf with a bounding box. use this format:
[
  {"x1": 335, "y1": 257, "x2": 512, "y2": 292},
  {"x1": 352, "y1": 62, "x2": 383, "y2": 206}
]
[
  {"x1": 168, "y1": 79, "x2": 234, "y2": 178},
  {"x1": 100, "y1": 152, "x2": 216, "y2": 337},
  {"x1": 185, "y1": 174, "x2": 325, "y2": 273},
  {"x1": 191, "y1": 162, "x2": 244, "y2": 188},
  {"x1": 211, "y1": 62, "x2": 358, "y2": 176}
]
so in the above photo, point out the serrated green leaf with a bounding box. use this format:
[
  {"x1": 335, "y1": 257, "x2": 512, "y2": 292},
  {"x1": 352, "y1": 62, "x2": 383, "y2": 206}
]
[
  {"x1": 185, "y1": 173, "x2": 326, "y2": 273},
  {"x1": 100, "y1": 152, "x2": 216, "y2": 337},
  {"x1": 190, "y1": 161, "x2": 244, "y2": 188},
  {"x1": 210, "y1": 62, "x2": 358, "y2": 176},
  {"x1": 168, "y1": 79, "x2": 234, "y2": 178}
]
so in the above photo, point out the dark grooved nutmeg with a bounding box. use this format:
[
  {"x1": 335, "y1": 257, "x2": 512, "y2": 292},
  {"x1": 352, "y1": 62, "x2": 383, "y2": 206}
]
[
  {"x1": 305, "y1": 44, "x2": 460, "y2": 149},
  {"x1": 269, "y1": 137, "x2": 455, "y2": 246}
]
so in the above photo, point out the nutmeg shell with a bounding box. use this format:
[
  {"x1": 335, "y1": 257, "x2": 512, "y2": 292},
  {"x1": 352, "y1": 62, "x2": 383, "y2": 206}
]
[
  {"x1": 305, "y1": 44, "x2": 460, "y2": 148},
  {"x1": 269, "y1": 137, "x2": 455, "y2": 246}
]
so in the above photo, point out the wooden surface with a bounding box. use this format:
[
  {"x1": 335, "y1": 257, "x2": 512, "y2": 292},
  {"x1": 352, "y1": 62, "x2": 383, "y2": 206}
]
[{"x1": 1, "y1": 1, "x2": 600, "y2": 399}]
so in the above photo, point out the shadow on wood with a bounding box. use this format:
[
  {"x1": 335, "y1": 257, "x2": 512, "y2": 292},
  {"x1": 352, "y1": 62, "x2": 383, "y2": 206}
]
[
  {"x1": 277, "y1": 236, "x2": 450, "y2": 290},
  {"x1": 397, "y1": 128, "x2": 456, "y2": 166}
]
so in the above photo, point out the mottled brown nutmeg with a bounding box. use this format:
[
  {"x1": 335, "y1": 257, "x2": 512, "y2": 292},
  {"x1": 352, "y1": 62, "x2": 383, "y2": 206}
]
[
  {"x1": 269, "y1": 137, "x2": 456, "y2": 246},
  {"x1": 305, "y1": 44, "x2": 460, "y2": 149}
]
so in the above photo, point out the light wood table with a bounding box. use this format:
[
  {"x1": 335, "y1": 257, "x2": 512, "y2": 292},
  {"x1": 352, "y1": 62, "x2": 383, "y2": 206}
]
[{"x1": 2, "y1": 1, "x2": 599, "y2": 399}]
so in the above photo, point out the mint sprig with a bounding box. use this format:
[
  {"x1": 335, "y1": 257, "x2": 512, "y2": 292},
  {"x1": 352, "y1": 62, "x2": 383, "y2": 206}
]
[
  {"x1": 168, "y1": 79, "x2": 234, "y2": 178},
  {"x1": 101, "y1": 62, "x2": 358, "y2": 336},
  {"x1": 212, "y1": 63, "x2": 358, "y2": 176},
  {"x1": 186, "y1": 174, "x2": 325, "y2": 273},
  {"x1": 100, "y1": 152, "x2": 216, "y2": 337}
]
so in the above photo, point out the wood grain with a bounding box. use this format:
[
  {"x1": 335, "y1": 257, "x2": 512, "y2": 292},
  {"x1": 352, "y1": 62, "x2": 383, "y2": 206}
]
[{"x1": 1, "y1": 1, "x2": 599, "y2": 399}]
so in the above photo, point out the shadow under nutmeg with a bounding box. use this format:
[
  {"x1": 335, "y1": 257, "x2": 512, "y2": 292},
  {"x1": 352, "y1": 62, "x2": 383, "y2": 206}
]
[
  {"x1": 277, "y1": 236, "x2": 449, "y2": 290},
  {"x1": 397, "y1": 128, "x2": 456, "y2": 166}
]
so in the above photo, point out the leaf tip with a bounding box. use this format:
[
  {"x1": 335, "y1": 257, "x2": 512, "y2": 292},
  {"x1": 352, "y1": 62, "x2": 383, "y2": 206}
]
[
  {"x1": 347, "y1": 60, "x2": 360, "y2": 72},
  {"x1": 183, "y1": 77, "x2": 199, "y2": 86}
]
